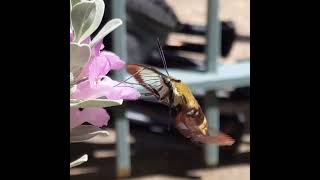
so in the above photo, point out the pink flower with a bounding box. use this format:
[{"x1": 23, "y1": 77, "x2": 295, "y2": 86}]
[
  {"x1": 71, "y1": 76, "x2": 140, "y2": 100},
  {"x1": 79, "y1": 50, "x2": 125, "y2": 86},
  {"x1": 71, "y1": 34, "x2": 138, "y2": 100},
  {"x1": 76, "y1": 38, "x2": 125, "y2": 85},
  {"x1": 70, "y1": 108, "x2": 110, "y2": 129},
  {"x1": 70, "y1": 32, "x2": 140, "y2": 129}
]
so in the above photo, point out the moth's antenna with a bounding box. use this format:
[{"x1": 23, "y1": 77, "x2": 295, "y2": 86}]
[
  {"x1": 156, "y1": 38, "x2": 171, "y2": 131},
  {"x1": 156, "y1": 38, "x2": 170, "y2": 76}
]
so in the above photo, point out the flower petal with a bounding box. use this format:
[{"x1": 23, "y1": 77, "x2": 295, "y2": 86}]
[
  {"x1": 105, "y1": 86, "x2": 141, "y2": 100},
  {"x1": 80, "y1": 108, "x2": 110, "y2": 127},
  {"x1": 100, "y1": 77, "x2": 141, "y2": 100},
  {"x1": 70, "y1": 32, "x2": 74, "y2": 42},
  {"x1": 88, "y1": 56, "x2": 111, "y2": 85},
  {"x1": 72, "y1": 76, "x2": 140, "y2": 101},
  {"x1": 102, "y1": 51, "x2": 125, "y2": 70},
  {"x1": 71, "y1": 80, "x2": 110, "y2": 100},
  {"x1": 70, "y1": 108, "x2": 83, "y2": 129},
  {"x1": 70, "y1": 108, "x2": 109, "y2": 129},
  {"x1": 93, "y1": 41, "x2": 104, "y2": 56}
]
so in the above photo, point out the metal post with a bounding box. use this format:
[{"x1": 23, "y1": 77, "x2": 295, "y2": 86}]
[
  {"x1": 204, "y1": 90, "x2": 219, "y2": 166},
  {"x1": 203, "y1": 0, "x2": 220, "y2": 166},
  {"x1": 206, "y1": 0, "x2": 220, "y2": 73},
  {"x1": 111, "y1": 0, "x2": 131, "y2": 177}
]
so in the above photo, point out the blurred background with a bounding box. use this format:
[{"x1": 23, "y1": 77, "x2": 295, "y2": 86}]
[{"x1": 71, "y1": 0, "x2": 250, "y2": 179}]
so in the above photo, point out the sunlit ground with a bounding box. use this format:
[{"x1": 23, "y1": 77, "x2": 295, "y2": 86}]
[
  {"x1": 166, "y1": 0, "x2": 250, "y2": 64},
  {"x1": 70, "y1": 126, "x2": 250, "y2": 179}
]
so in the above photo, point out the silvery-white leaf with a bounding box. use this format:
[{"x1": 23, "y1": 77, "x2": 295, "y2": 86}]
[
  {"x1": 70, "y1": 85, "x2": 77, "y2": 95},
  {"x1": 71, "y1": 1, "x2": 96, "y2": 42},
  {"x1": 70, "y1": 154, "x2": 88, "y2": 168},
  {"x1": 90, "y1": 18, "x2": 122, "y2": 47},
  {"x1": 70, "y1": 43, "x2": 91, "y2": 78},
  {"x1": 78, "y1": 0, "x2": 105, "y2": 43},
  {"x1": 70, "y1": 99, "x2": 80, "y2": 107},
  {"x1": 71, "y1": 0, "x2": 81, "y2": 8},
  {"x1": 70, "y1": 99, "x2": 81, "y2": 103},
  {"x1": 70, "y1": 125, "x2": 109, "y2": 143},
  {"x1": 70, "y1": 0, "x2": 82, "y2": 28},
  {"x1": 70, "y1": 72, "x2": 74, "y2": 83},
  {"x1": 70, "y1": 99, "x2": 123, "y2": 108}
]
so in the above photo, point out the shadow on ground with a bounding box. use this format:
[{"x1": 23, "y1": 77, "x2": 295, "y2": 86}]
[{"x1": 70, "y1": 123, "x2": 250, "y2": 180}]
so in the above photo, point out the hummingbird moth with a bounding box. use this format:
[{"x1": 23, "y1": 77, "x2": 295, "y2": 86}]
[{"x1": 126, "y1": 39, "x2": 234, "y2": 145}]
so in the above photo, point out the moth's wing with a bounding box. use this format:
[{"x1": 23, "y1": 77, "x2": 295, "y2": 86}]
[
  {"x1": 192, "y1": 127, "x2": 235, "y2": 146},
  {"x1": 127, "y1": 64, "x2": 171, "y2": 105}
]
